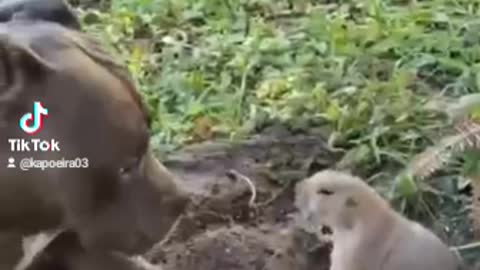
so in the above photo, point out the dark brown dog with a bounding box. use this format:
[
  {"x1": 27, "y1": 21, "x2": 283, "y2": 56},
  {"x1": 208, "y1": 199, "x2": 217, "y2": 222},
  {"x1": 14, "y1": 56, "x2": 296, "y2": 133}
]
[
  {"x1": 23, "y1": 231, "x2": 146, "y2": 270},
  {"x1": 0, "y1": 0, "x2": 81, "y2": 30},
  {"x1": 0, "y1": 18, "x2": 189, "y2": 269}
]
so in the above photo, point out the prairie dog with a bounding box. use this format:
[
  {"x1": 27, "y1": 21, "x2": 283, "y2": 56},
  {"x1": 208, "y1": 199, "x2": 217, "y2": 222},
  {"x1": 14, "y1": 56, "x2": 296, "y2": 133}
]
[{"x1": 294, "y1": 170, "x2": 460, "y2": 270}]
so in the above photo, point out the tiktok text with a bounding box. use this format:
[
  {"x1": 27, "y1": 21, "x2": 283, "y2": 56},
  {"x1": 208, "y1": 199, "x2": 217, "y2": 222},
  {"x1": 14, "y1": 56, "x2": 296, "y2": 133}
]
[{"x1": 8, "y1": 138, "x2": 60, "y2": 152}]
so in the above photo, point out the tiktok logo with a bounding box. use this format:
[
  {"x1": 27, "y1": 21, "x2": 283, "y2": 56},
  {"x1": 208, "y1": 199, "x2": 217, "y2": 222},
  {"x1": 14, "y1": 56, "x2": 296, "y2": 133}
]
[{"x1": 19, "y1": 101, "x2": 49, "y2": 135}]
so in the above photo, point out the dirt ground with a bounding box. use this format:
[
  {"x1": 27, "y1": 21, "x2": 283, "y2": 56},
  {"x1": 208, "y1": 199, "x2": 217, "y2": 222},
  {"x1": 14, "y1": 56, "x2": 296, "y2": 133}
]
[
  {"x1": 146, "y1": 129, "x2": 339, "y2": 270},
  {"x1": 19, "y1": 128, "x2": 336, "y2": 270},
  {"x1": 20, "y1": 127, "x2": 478, "y2": 269}
]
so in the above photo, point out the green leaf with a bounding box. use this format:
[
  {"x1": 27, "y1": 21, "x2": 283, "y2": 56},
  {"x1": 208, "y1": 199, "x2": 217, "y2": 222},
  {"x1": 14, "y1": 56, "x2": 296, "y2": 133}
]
[
  {"x1": 462, "y1": 150, "x2": 480, "y2": 177},
  {"x1": 395, "y1": 173, "x2": 419, "y2": 200}
]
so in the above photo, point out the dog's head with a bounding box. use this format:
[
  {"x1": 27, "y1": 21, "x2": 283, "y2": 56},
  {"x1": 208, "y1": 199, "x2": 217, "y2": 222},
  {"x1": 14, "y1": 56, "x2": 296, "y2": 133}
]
[
  {"x1": 0, "y1": 0, "x2": 81, "y2": 30},
  {"x1": 0, "y1": 20, "x2": 188, "y2": 254}
]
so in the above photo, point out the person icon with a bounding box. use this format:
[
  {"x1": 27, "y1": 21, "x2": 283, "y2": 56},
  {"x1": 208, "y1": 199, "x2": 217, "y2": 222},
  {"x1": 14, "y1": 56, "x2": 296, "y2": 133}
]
[{"x1": 7, "y1": 157, "x2": 15, "y2": 168}]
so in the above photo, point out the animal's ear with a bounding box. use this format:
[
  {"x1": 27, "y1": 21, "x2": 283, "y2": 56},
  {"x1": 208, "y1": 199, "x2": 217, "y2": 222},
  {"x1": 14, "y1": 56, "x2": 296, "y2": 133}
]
[
  {"x1": 345, "y1": 196, "x2": 358, "y2": 208},
  {"x1": 11, "y1": 41, "x2": 58, "y2": 72},
  {"x1": 0, "y1": 34, "x2": 59, "y2": 103},
  {"x1": 0, "y1": 27, "x2": 59, "y2": 74}
]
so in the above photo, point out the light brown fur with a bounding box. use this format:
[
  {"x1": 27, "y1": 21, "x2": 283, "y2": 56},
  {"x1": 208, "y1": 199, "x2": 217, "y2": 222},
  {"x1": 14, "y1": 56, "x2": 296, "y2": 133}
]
[{"x1": 294, "y1": 170, "x2": 461, "y2": 270}]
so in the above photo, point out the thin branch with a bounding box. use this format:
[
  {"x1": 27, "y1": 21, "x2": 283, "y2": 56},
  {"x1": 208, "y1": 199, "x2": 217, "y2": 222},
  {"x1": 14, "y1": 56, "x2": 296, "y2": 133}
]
[
  {"x1": 227, "y1": 169, "x2": 257, "y2": 207},
  {"x1": 450, "y1": 241, "x2": 480, "y2": 252},
  {"x1": 257, "y1": 181, "x2": 290, "y2": 207}
]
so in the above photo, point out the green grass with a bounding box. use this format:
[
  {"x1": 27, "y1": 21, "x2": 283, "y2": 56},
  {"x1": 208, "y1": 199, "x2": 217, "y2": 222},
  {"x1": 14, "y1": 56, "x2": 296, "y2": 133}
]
[
  {"x1": 73, "y1": 0, "x2": 480, "y2": 255},
  {"x1": 78, "y1": 0, "x2": 480, "y2": 159},
  {"x1": 79, "y1": 0, "x2": 479, "y2": 194}
]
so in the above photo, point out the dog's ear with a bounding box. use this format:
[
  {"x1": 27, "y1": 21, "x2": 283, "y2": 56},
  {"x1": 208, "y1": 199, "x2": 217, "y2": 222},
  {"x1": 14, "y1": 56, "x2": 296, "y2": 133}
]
[
  {"x1": 0, "y1": 27, "x2": 59, "y2": 102},
  {"x1": 345, "y1": 196, "x2": 358, "y2": 208},
  {"x1": 4, "y1": 36, "x2": 59, "y2": 72}
]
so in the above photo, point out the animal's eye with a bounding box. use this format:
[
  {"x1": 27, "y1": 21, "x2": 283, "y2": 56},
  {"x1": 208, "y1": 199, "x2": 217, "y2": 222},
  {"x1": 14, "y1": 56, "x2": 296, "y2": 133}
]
[
  {"x1": 119, "y1": 157, "x2": 142, "y2": 177},
  {"x1": 119, "y1": 166, "x2": 134, "y2": 175},
  {"x1": 317, "y1": 189, "x2": 334, "y2": 195}
]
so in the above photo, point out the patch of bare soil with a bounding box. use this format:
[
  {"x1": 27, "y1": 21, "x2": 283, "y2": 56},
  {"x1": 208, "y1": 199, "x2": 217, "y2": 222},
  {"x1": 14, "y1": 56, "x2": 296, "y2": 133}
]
[
  {"x1": 161, "y1": 226, "x2": 300, "y2": 270},
  {"x1": 23, "y1": 127, "x2": 476, "y2": 269},
  {"x1": 146, "y1": 129, "x2": 339, "y2": 270}
]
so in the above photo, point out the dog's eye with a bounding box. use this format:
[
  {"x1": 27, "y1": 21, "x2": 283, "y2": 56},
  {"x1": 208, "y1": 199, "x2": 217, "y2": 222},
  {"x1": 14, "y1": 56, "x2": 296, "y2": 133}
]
[
  {"x1": 119, "y1": 157, "x2": 142, "y2": 178},
  {"x1": 119, "y1": 166, "x2": 134, "y2": 175},
  {"x1": 317, "y1": 189, "x2": 334, "y2": 195}
]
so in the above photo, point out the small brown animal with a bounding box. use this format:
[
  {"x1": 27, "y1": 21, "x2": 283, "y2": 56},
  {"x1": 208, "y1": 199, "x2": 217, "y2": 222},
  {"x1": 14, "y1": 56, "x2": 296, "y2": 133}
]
[
  {"x1": 0, "y1": 18, "x2": 188, "y2": 269},
  {"x1": 294, "y1": 170, "x2": 461, "y2": 270}
]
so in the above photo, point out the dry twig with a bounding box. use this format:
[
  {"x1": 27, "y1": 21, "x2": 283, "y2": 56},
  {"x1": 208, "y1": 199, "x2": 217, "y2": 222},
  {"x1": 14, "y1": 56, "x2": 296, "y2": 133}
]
[
  {"x1": 227, "y1": 169, "x2": 257, "y2": 207},
  {"x1": 450, "y1": 241, "x2": 480, "y2": 252}
]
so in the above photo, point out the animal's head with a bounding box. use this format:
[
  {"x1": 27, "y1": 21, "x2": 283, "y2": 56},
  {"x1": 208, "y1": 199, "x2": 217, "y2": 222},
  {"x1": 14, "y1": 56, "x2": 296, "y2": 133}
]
[
  {"x1": 0, "y1": 20, "x2": 189, "y2": 254},
  {"x1": 294, "y1": 170, "x2": 377, "y2": 230},
  {"x1": 0, "y1": 0, "x2": 81, "y2": 30}
]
